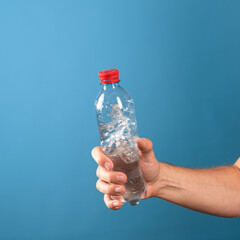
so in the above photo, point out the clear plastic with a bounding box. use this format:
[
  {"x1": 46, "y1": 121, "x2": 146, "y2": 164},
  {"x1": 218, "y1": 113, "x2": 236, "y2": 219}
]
[{"x1": 95, "y1": 82, "x2": 146, "y2": 206}]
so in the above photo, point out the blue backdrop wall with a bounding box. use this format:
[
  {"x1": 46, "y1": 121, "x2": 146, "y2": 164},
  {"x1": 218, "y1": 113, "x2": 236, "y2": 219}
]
[{"x1": 0, "y1": 0, "x2": 240, "y2": 239}]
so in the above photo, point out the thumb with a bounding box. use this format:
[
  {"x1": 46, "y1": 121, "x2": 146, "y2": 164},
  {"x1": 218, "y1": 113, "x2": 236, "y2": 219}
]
[{"x1": 136, "y1": 138, "x2": 155, "y2": 161}]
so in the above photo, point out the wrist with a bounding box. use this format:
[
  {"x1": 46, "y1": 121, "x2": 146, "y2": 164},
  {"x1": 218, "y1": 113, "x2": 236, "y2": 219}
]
[
  {"x1": 153, "y1": 162, "x2": 173, "y2": 199},
  {"x1": 147, "y1": 162, "x2": 166, "y2": 198}
]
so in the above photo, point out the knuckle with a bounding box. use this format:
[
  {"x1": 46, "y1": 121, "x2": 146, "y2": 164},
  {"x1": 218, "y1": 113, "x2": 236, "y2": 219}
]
[
  {"x1": 104, "y1": 194, "x2": 110, "y2": 205},
  {"x1": 96, "y1": 167, "x2": 100, "y2": 178},
  {"x1": 103, "y1": 194, "x2": 107, "y2": 202},
  {"x1": 104, "y1": 197, "x2": 111, "y2": 208},
  {"x1": 91, "y1": 147, "x2": 97, "y2": 157},
  {"x1": 99, "y1": 167, "x2": 112, "y2": 183},
  {"x1": 91, "y1": 146, "x2": 101, "y2": 158},
  {"x1": 96, "y1": 180, "x2": 100, "y2": 191}
]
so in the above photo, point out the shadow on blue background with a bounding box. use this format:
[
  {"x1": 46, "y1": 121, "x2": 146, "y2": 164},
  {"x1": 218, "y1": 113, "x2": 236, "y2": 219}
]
[{"x1": 0, "y1": 0, "x2": 240, "y2": 239}]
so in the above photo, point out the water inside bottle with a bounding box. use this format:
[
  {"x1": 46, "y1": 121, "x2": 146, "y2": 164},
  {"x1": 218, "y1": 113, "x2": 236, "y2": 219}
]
[{"x1": 99, "y1": 104, "x2": 146, "y2": 205}]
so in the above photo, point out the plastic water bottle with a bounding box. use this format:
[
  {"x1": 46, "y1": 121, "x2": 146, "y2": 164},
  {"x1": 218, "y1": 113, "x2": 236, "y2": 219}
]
[{"x1": 94, "y1": 69, "x2": 146, "y2": 206}]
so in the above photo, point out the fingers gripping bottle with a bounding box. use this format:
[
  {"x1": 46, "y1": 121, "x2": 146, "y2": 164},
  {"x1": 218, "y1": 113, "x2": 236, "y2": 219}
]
[{"x1": 95, "y1": 69, "x2": 146, "y2": 206}]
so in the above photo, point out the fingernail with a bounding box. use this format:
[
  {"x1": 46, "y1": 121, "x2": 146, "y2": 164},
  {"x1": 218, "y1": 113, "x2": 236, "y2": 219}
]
[
  {"x1": 113, "y1": 201, "x2": 120, "y2": 207},
  {"x1": 104, "y1": 162, "x2": 111, "y2": 171},
  {"x1": 117, "y1": 175, "x2": 124, "y2": 183},
  {"x1": 115, "y1": 186, "x2": 122, "y2": 193}
]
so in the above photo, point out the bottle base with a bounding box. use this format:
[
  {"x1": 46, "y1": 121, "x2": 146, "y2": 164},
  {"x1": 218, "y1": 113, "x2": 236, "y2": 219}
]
[{"x1": 128, "y1": 198, "x2": 140, "y2": 206}]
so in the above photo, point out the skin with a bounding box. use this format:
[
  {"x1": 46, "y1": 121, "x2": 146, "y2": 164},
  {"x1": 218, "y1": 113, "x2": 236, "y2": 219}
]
[{"x1": 91, "y1": 138, "x2": 240, "y2": 217}]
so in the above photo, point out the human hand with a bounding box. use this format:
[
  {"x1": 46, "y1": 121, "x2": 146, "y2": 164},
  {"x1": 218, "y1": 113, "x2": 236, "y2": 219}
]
[{"x1": 91, "y1": 138, "x2": 160, "y2": 210}]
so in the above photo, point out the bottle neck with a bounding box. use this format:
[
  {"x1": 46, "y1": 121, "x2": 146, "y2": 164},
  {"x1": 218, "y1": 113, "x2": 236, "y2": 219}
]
[{"x1": 102, "y1": 82, "x2": 120, "y2": 90}]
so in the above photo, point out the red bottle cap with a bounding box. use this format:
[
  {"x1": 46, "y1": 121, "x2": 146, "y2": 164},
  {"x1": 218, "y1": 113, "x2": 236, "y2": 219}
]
[{"x1": 98, "y1": 69, "x2": 119, "y2": 84}]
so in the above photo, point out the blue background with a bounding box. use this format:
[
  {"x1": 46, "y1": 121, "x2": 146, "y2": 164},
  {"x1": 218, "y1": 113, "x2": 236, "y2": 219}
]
[{"x1": 0, "y1": 0, "x2": 240, "y2": 239}]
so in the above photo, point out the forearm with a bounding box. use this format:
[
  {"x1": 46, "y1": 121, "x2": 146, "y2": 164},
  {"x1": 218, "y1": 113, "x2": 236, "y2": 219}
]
[{"x1": 155, "y1": 162, "x2": 240, "y2": 217}]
